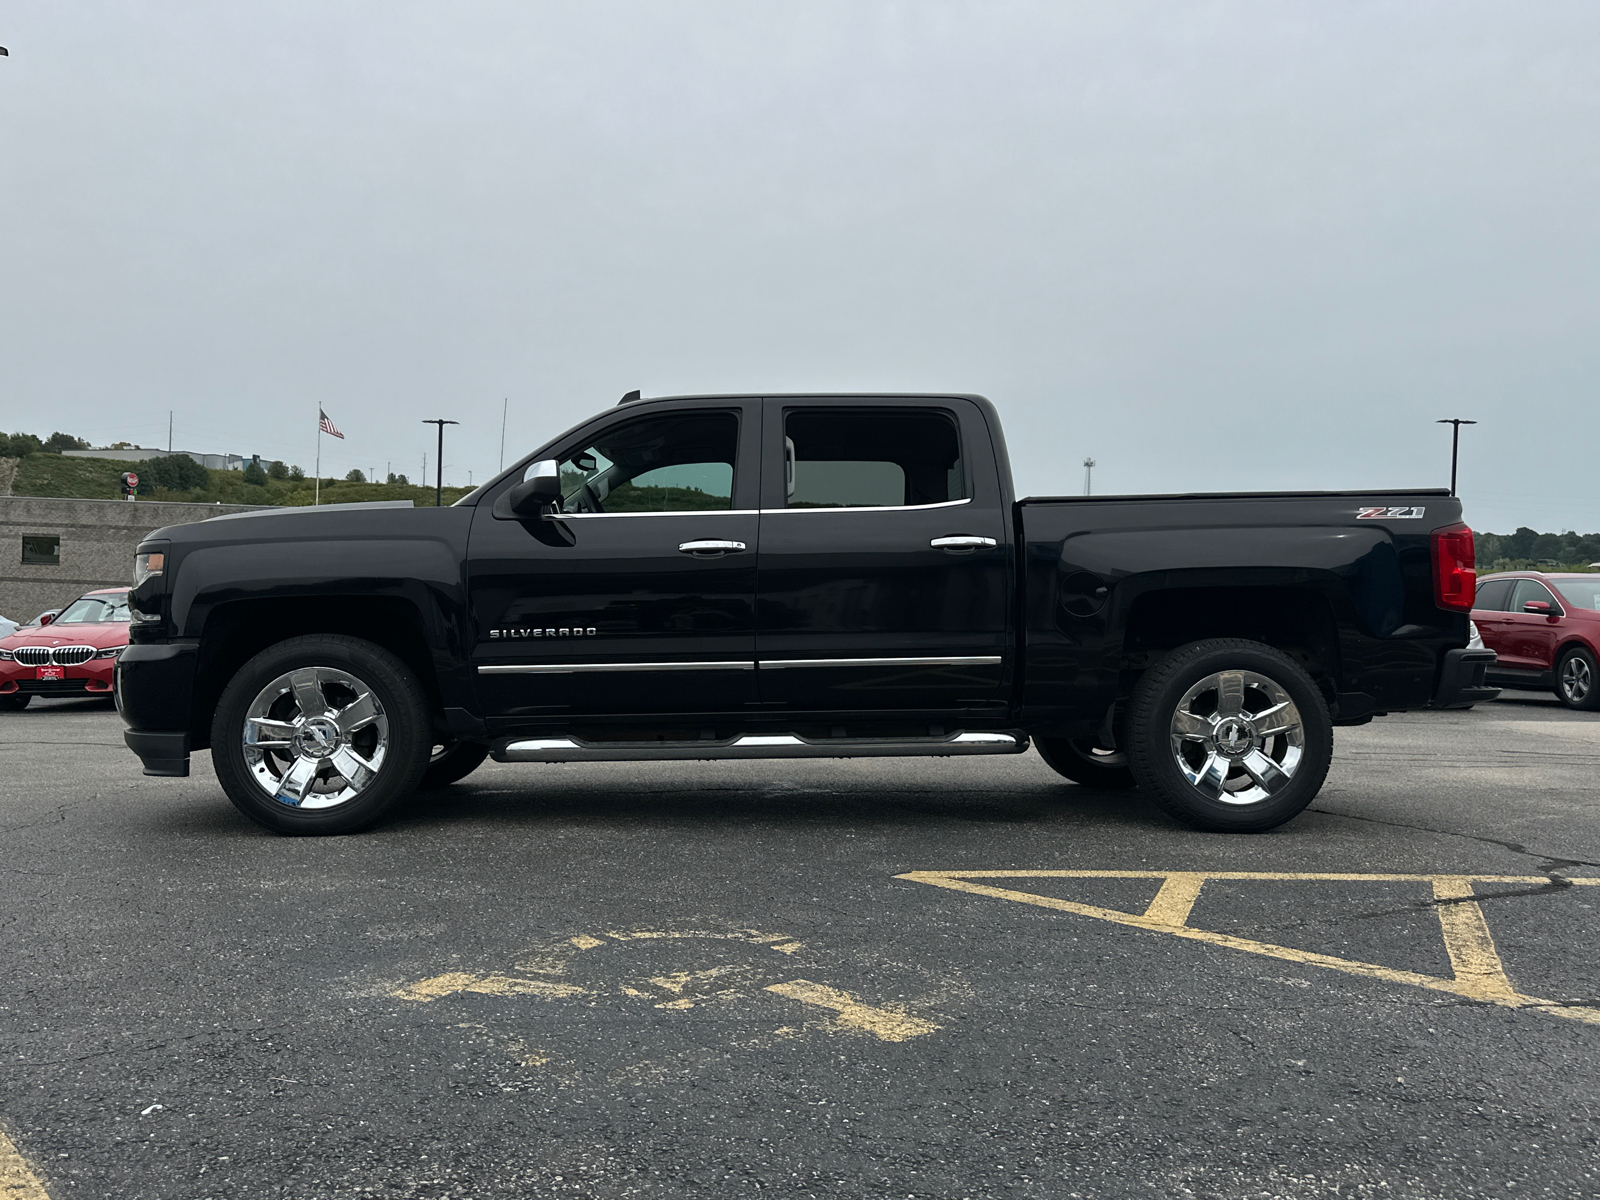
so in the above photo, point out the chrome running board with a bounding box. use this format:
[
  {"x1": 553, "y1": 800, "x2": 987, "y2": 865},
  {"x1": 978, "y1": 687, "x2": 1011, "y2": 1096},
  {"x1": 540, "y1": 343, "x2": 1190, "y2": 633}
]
[{"x1": 492, "y1": 730, "x2": 1029, "y2": 763}]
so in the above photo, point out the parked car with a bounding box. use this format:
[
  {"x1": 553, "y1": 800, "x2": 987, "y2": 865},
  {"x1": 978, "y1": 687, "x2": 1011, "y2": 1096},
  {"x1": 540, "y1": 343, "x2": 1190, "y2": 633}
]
[
  {"x1": 118, "y1": 390, "x2": 1491, "y2": 836},
  {"x1": 0, "y1": 588, "x2": 131, "y2": 710},
  {"x1": 1472, "y1": 571, "x2": 1600, "y2": 710}
]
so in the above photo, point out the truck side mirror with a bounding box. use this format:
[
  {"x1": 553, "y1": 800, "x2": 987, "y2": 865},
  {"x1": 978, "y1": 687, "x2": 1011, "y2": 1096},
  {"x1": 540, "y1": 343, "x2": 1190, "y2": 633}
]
[{"x1": 500, "y1": 460, "x2": 562, "y2": 518}]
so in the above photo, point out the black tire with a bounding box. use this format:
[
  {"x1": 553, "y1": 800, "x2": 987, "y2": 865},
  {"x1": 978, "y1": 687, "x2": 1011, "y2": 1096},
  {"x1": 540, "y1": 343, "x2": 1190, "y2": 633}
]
[
  {"x1": 1126, "y1": 638, "x2": 1333, "y2": 833},
  {"x1": 1035, "y1": 736, "x2": 1137, "y2": 789},
  {"x1": 0, "y1": 693, "x2": 30, "y2": 711},
  {"x1": 1554, "y1": 645, "x2": 1600, "y2": 711},
  {"x1": 419, "y1": 739, "x2": 491, "y2": 789},
  {"x1": 210, "y1": 635, "x2": 432, "y2": 835}
]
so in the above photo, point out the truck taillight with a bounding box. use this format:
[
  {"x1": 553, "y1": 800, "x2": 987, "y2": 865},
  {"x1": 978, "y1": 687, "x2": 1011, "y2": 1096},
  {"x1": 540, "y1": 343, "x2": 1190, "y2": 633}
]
[{"x1": 1432, "y1": 523, "x2": 1476, "y2": 612}]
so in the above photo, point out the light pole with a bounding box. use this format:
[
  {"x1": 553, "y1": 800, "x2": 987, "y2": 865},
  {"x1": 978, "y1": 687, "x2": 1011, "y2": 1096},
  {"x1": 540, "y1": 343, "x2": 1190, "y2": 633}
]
[
  {"x1": 1083, "y1": 457, "x2": 1096, "y2": 496},
  {"x1": 1435, "y1": 419, "x2": 1477, "y2": 496},
  {"x1": 422, "y1": 419, "x2": 459, "y2": 507}
]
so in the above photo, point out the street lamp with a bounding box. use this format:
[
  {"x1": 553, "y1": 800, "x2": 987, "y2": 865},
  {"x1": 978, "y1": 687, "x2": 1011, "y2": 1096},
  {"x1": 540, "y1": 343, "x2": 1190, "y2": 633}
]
[
  {"x1": 422, "y1": 419, "x2": 459, "y2": 507},
  {"x1": 1083, "y1": 457, "x2": 1095, "y2": 496},
  {"x1": 1435, "y1": 419, "x2": 1477, "y2": 496}
]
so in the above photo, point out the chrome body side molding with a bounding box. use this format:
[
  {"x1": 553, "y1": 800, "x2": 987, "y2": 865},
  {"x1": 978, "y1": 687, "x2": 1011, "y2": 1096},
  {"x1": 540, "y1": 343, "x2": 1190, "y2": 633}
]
[
  {"x1": 756, "y1": 656, "x2": 1002, "y2": 670},
  {"x1": 478, "y1": 661, "x2": 757, "y2": 675}
]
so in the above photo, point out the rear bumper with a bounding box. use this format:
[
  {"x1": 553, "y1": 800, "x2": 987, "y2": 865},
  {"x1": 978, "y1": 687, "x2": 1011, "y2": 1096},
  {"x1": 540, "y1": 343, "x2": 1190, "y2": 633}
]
[
  {"x1": 1431, "y1": 648, "x2": 1500, "y2": 708},
  {"x1": 117, "y1": 641, "x2": 199, "y2": 777}
]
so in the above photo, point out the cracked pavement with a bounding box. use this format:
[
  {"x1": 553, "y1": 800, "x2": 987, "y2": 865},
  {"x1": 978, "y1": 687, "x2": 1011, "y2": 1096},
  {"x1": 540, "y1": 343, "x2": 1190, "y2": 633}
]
[{"x1": 1, "y1": 695, "x2": 1597, "y2": 1199}]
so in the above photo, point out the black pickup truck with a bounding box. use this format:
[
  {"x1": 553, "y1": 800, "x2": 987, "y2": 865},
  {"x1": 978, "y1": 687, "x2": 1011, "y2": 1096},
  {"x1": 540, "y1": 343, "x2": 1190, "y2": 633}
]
[{"x1": 117, "y1": 392, "x2": 1494, "y2": 835}]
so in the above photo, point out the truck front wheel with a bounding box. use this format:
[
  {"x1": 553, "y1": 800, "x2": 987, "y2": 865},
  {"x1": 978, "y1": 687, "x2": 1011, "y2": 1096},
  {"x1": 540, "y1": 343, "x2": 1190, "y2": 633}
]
[
  {"x1": 1126, "y1": 639, "x2": 1332, "y2": 833},
  {"x1": 211, "y1": 635, "x2": 432, "y2": 835}
]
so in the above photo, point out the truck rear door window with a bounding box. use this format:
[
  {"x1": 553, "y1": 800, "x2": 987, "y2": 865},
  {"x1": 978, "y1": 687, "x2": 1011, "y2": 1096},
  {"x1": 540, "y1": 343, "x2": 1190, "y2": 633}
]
[{"x1": 784, "y1": 409, "x2": 964, "y2": 509}]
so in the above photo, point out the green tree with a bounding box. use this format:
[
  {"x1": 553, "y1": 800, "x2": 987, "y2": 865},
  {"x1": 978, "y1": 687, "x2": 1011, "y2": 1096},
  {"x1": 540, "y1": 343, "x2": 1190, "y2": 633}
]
[
  {"x1": 1, "y1": 432, "x2": 44, "y2": 458},
  {"x1": 288, "y1": 465, "x2": 305, "y2": 481},
  {"x1": 141, "y1": 454, "x2": 210, "y2": 492},
  {"x1": 267, "y1": 459, "x2": 289, "y2": 480},
  {"x1": 1505, "y1": 527, "x2": 1538, "y2": 559},
  {"x1": 242, "y1": 460, "x2": 268, "y2": 486},
  {"x1": 42, "y1": 432, "x2": 90, "y2": 452},
  {"x1": 1531, "y1": 533, "x2": 1564, "y2": 561},
  {"x1": 345, "y1": 468, "x2": 366, "y2": 483}
]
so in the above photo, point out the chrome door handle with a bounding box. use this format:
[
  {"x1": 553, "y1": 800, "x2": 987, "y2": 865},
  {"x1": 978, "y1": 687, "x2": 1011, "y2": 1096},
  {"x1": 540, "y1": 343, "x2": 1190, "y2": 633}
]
[
  {"x1": 679, "y1": 539, "x2": 748, "y2": 555},
  {"x1": 931, "y1": 535, "x2": 997, "y2": 551}
]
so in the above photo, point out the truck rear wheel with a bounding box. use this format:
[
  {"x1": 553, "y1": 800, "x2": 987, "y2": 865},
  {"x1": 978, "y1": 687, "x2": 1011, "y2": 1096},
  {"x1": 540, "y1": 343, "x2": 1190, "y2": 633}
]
[
  {"x1": 1034, "y1": 737, "x2": 1137, "y2": 789},
  {"x1": 1126, "y1": 639, "x2": 1332, "y2": 833},
  {"x1": 210, "y1": 635, "x2": 432, "y2": 835}
]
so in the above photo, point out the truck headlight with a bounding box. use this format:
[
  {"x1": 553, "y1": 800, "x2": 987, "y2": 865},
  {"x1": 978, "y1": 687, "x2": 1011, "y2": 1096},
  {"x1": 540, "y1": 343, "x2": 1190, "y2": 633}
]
[{"x1": 134, "y1": 551, "x2": 165, "y2": 587}]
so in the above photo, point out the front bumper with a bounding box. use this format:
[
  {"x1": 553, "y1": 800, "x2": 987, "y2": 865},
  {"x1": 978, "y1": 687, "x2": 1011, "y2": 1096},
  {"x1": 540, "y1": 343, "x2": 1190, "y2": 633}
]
[
  {"x1": 117, "y1": 641, "x2": 200, "y2": 777},
  {"x1": 0, "y1": 659, "x2": 117, "y2": 697},
  {"x1": 1431, "y1": 648, "x2": 1500, "y2": 709}
]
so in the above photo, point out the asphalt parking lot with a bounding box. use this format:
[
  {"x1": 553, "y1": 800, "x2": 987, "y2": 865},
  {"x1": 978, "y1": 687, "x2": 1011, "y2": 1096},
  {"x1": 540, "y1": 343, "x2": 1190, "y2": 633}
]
[{"x1": 1, "y1": 696, "x2": 1597, "y2": 1200}]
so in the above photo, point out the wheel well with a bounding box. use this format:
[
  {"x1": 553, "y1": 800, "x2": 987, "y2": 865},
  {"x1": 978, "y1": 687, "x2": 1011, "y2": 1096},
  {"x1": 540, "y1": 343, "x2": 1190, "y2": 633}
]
[
  {"x1": 1555, "y1": 639, "x2": 1597, "y2": 664},
  {"x1": 1120, "y1": 586, "x2": 1340, "y2": 698},
  {"x1": 189, "y1": 597, "x2": 440, "y2": 749}
]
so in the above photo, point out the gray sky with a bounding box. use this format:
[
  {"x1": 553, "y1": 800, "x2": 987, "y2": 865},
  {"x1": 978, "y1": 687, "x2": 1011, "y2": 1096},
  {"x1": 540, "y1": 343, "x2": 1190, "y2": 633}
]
[{"x1": 2, "y1": 1, "x2": 1597, "y2": 530}]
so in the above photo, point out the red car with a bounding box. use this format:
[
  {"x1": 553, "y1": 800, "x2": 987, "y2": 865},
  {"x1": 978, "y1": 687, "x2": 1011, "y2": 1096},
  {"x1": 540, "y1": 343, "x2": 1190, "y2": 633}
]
[
  {"x1": 0, "y1": 587, "x2": 131, "y2": 711},
  {"x1": 1472, "y1": 572, "x2": 1600, "y2": 711}
]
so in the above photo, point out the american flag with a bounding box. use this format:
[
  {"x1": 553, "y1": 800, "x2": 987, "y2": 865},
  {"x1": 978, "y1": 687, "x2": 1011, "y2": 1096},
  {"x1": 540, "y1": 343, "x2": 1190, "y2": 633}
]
[{"x1": 319, "y1": 409, "x2": 345, "y2": 439}]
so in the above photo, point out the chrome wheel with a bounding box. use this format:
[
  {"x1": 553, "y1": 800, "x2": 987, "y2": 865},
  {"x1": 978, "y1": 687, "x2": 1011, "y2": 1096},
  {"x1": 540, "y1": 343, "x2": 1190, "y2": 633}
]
[
  {"x1": 241, "y1": 666, "x2": 389, "y2": 809},
  {"x1": 1560, "y1": 654, "x2": 1592, "y2": 704},
  {"x1": 1169, "y1": 669, "x2": 1304, "y2": 805}
]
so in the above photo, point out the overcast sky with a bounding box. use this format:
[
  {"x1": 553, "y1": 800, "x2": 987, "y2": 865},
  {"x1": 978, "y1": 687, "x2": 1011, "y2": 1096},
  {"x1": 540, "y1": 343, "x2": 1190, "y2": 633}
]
[{"x1": 2, "y1": 2, "x2": 1597, "y2": 530}]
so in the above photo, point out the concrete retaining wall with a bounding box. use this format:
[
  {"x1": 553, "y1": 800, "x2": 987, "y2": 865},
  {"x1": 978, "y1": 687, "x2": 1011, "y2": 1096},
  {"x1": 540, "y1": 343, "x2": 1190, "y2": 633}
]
[{"x1": 0, "y1": 496, "x2": 267, "y2": 622}]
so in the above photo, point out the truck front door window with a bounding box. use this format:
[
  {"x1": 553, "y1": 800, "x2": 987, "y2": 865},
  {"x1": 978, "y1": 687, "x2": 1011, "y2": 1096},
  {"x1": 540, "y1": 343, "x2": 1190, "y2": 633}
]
[{"x1": 559, "y1": 412, "x2": 737, "y2": 514}]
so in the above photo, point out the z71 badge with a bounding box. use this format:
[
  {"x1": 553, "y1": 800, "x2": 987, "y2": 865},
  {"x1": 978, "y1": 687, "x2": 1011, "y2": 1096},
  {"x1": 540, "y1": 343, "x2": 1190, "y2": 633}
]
[{"x1": 1357, "y1": 506, "x2": 1426, "y2": 520}]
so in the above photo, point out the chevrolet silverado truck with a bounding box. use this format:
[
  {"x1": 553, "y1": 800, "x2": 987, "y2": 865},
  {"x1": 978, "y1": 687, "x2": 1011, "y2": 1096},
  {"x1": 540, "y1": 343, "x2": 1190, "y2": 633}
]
[{"x1": 116, "y1": 392, "x2": 1495, "y2": 835}]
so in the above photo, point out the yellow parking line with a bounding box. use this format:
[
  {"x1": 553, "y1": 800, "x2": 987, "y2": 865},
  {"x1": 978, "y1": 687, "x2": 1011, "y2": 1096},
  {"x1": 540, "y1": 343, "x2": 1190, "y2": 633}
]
[
  {"x1": 898, "y1": 871, "x2": 1600, "y2": 1026},
  {"x1": 764, "y1": 980, "x2": 940, "y2": 1042},
  {"x1": 394, "y1": 973, "x2": 589, "y2": 1003},
  {"x1": 1142, "y1": 872, "x2": 1206, "y2": 926},
  {"x1": 0, "y1": 1127, "x2": 51, "y2": 1200}
]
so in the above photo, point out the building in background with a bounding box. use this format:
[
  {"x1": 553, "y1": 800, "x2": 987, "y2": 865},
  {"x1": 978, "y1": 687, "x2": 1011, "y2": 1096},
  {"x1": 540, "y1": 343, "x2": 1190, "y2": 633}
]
[
  {"x1": 62, "y1": 448, "x2": 249, "y2": 471},
  {"x1": 0, "y1": 496, "x2": 266, "y2": 622}
]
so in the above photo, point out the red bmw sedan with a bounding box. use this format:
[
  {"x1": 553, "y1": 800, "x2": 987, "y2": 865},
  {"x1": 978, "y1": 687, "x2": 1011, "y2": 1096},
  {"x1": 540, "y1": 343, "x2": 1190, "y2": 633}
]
[
  {"x1": 1472, "y1": 572, "x2": 1600, "y2": 711},
  {"x1": 0, "y1": 587, "x2": 131, "y2": 711}
]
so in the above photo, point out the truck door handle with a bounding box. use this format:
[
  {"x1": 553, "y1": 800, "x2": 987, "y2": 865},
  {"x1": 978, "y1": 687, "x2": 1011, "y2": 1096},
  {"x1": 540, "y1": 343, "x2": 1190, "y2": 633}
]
[
  {"x1": 678, "y1": 539, "x2": 747, "y2": 556},
  {"x1": 931, "y1": 535, "x2": 997, "y2": 552}
]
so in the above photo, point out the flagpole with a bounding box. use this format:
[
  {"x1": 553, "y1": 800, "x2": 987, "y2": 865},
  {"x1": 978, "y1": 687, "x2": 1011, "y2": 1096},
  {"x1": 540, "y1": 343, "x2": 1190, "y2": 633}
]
[{"x1": 314, "y1": 408, "x2": 322, "y2": 507}]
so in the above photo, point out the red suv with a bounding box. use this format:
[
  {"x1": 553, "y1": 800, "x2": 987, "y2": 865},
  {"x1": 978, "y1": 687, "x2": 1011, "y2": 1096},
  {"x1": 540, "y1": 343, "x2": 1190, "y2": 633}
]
[
  {"x1": 1472, "y1": 572, "x2": 1600, "y2": 711},
  {"x1": 0, "y1": 587, "x2": 130, "y2": 710}
]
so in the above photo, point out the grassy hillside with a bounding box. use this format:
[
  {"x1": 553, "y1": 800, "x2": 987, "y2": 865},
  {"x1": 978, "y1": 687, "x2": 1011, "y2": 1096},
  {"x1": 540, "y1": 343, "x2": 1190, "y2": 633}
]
[
  {"x1": 10, "y1": 453, "x2": 135, "y2": 501},
  {"x1": 10, "y1": 454, "x2": 472, "y2": 507}
]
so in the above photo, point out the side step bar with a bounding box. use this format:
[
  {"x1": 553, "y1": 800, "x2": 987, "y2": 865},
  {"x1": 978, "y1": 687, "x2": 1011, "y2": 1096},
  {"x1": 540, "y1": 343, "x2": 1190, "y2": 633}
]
[{"x1": 492, "y1": 731, "x2": 1030, "y2": 763}]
